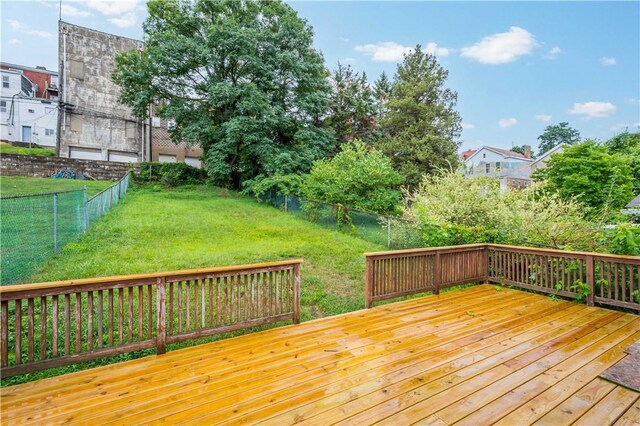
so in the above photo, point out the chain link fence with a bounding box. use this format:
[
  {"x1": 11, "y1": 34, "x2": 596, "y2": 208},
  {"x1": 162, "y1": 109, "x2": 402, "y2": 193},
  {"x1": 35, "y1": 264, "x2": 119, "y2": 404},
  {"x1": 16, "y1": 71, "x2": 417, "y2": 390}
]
[
  {"x1": 258, "y1": 192, "x2": 423, "y2": 249},
  {"x1": 1, "y1": 173, "x2": 131, "y2": 285}
]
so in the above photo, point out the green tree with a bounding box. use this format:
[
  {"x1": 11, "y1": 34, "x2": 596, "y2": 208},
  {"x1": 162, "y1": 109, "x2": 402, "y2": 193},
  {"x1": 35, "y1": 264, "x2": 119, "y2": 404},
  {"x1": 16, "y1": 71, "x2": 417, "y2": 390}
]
[
  {"x1": 605, "y1": 131, "x2": 640, "y2": 193},
  {"x1": 533, "y1": 141, "x2": 634, "y2": 218},
  {"x1": 373, "y1": 71, "x2": 392, "y2": 119},
  {"x1": 537, "y1": 122, "x2": 581, "y2": 155},
  {"x1": 378, "y1": 45, "x2": 462, "y2": 188},
  {"x1": 112, "y1": 0, "x2": 334, "y2": 189},
  {"x1": 302, "y1": 140, "x2": 404, "y2": 215},
  {"x1": 325, "y1": 63, "x2": 377, "y2": 150},
  {"x1": 510, "y1": 145, "x2": 534, "y2": 158}
]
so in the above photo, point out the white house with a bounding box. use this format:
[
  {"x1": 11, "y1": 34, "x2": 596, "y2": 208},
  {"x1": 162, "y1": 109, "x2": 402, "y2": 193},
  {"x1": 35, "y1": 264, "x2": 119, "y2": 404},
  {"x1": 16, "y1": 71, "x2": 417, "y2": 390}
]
[
  {"x1": 1, "y1": 68, "x2": 58, "y2": 148},
  {"x1": 462, "y1": 146, "x2": 534, "y2": 191},
  {"x1": 530, "y1": 143, "x2": 566, "y2": 172}
]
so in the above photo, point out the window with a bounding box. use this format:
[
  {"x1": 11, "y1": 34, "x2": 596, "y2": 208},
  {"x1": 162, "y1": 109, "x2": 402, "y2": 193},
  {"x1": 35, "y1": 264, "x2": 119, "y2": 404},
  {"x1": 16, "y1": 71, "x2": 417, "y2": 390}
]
[
  {"x1": 486, "y1": 163, "x2": 490, "y2": 173},
  {"x1": 482, "y1": 153, "x2": 486, "y2": 158},
  {"x1": 495, "y1": 161, "x2": 501, "y2": 171},
  {"x1": 2, "y1": 76, "x2": 9, "y2": 88},
  {"x1": 0, "y1": 101, "x2": 6, "y2": 113},
  {"x1": 45, "y1": 129, "x2": 55, "y2": 136},
  {"x1": 28, "y1": 109, "x2": 35, "y2": 113}
]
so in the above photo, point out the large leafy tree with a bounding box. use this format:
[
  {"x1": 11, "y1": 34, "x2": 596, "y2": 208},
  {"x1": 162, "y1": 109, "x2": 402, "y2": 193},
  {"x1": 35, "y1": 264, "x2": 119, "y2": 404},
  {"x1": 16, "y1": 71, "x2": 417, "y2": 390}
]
[
  {"x1": 605, "y1": 131, "x2": 640, "y2": 193},
  {"x1": 302, "y1": 140, "x2": 404, "y2": 215},
  {"x1": 533, "y1": 141, "x2": 634, "y2": 218},
  {"x1": 537, "y1": 122, "x2": 581, "y2": 155},
  {"x1": 112, "y1": 0, "x2": 334, "y2": 189},
  {"x1": 378, "y1": 45, "x2": 462, "y2": 188},
  {"x1": 325, "y1": 63, "x2": 376, "y2": 151}
]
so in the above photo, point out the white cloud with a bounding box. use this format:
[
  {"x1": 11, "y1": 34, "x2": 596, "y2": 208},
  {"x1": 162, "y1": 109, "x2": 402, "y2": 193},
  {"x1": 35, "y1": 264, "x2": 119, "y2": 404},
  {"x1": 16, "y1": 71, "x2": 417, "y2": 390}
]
[
  {"x1": 498, "y1": 118, "x2": 518, "y2": 128},
  {"x1": 610, "y1": 123, "x2": 640, "y2": 132},
  {"x1": 355, "y1": 41, "x2": 412, "y2": 62},
  {"x1": 85, "y1": 0, "x2": 140, "y2": 15},
  {"x1": 535, "y1": 114, "x2": 552, "y2": 122},
  {"x1": 8, "y1": 19, "x2": 27, "y2": 30},
  {"x1": 544, "y1": 46, "x2": 563, "y2": 59},
  {"x1": 600, "y1": 57, "x2": 616, "y2": 66},
  {"x1": 425, "y1": 42, "x2": 449, "y2": 57},
  {"x1": 7, "y1": 38, "x2": 22, "y2": 45},
  {"x1": 61, "y1": 4, "x2": 92, "y2": 17},
  {"x1": 624, "y1": 97, "x2": 640, "y2": 105},
  {"x1": 7, "y1": 19, "x2": 52, "y2": 38},
  {"x1": 461, "y1": 26, "x2": 537, "y2": 64},
  {"x1": 461, "y1": 122, "x2": 475, "y2": 130},
  {"x1": 569, "y1": 102, "x2": 616, "y2": 118},
  {"x1": 108, "y1": 12, "x2": 137, "y2": 28}
]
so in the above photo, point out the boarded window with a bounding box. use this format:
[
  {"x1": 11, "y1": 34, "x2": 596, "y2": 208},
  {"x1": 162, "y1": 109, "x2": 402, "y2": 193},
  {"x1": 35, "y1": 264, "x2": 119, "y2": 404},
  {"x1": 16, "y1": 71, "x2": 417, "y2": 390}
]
[
  {"x1": 70, "y1": 114, "x2": 82, "y2": 132},
  {"x1": 69, "y1": 60, "x2": 84, "y2": 80},
  {"x1": 125, "y1": 121, "x2": 137, "y2": 138},
  {"x1": 158, "y1": 154, "x2": 177, "y2": 163}
]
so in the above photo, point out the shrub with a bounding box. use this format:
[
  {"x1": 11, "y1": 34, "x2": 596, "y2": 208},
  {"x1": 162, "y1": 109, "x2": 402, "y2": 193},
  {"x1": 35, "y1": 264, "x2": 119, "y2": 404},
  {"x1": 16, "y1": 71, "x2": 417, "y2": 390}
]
[
  {"x1": 136, "y1": 162, "x2": 207, "y2": 187},
  {"x1": 242, "y1": 174, "x2": 306, "y2": 199}
]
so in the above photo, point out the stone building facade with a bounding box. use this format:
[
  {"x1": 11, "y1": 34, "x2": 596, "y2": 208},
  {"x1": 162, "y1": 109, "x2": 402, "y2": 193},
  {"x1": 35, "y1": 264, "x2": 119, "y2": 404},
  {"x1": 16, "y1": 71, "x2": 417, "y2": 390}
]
[{"x1": 57, "y1": 21, "x2": 203, "y2": 166}]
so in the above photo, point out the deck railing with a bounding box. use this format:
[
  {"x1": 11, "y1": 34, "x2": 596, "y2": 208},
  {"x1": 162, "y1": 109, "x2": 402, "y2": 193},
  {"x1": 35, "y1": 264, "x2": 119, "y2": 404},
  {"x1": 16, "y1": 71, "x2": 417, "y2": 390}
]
[
  {"x1": 0, "y1": 259, "x2": 302, "y2": 377},
  {"x1": 366, "y1": 244, "x2": 640, "y2": 312}
]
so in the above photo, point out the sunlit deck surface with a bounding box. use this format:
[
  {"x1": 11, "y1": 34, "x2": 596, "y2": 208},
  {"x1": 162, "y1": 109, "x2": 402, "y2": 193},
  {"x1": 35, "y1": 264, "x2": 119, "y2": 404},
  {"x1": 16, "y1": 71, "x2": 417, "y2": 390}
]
[{"x1": 2, "y1": 284, "x2": 640, "y2": 425}]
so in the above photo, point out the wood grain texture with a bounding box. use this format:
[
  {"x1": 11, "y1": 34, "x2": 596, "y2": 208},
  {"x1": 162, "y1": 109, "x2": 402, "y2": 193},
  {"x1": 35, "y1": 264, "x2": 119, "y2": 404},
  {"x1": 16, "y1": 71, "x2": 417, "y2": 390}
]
[{"x1": 1, "y1": 285, "x2": 638, "y2": 426}]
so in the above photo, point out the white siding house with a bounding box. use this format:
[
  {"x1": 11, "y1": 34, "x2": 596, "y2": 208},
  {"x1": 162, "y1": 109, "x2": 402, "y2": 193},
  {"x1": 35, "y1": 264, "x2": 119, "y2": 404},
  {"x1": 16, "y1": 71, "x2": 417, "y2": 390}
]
[
  {"x1": 462, "y1": 146, "x2": 533, "y2": 191},
  {"x1": 1, "y1": 69, "x2": 57, "y2": 148}
]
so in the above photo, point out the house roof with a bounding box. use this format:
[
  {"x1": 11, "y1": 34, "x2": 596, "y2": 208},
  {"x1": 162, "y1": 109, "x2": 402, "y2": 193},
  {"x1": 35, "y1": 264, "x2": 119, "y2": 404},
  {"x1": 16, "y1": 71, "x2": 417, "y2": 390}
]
[
  {"x1": 531, "y1": 143, "x2": 566, "y2": 166},
  {"x1": 626, "y1": 194, "x2": 640, "y2": 209},
  {"x1": 465, "y1": 146, "x2": 532, "y2": 163}
]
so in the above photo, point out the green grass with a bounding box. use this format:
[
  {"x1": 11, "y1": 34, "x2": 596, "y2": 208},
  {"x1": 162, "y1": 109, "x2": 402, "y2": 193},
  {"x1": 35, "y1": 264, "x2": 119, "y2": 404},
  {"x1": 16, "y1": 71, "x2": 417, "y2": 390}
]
[
  {"x1": 30, "y1": 184, "x2": 383, "y2": 317},
  {"x1": 0, "y1": 176, "x2": 113, "y2": 197},
  {"x1": 0, "y1": 143, "x2": 56, "y2": 157}
]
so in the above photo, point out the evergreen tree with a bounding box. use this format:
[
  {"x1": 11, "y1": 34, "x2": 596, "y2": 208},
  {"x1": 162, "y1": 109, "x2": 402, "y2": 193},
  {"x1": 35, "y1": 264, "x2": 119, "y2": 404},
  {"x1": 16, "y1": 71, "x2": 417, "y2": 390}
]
[
  {"x1": 379, "y1": 45, "x2": 462, "y2": 188},
  {"x1": 373, "y1": 71, "x2": 392, "y2": 119}
]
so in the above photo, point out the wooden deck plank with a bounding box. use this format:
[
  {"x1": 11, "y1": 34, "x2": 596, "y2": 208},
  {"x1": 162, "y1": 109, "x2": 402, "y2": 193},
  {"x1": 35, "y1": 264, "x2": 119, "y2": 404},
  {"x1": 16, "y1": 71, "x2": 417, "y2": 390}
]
[
  {"x1": 31, "y1": 290, "x2": 547, "y2": 424},
  {"x1": 3, "y1": 287, "x2": 525, "y2": 421},
  {"x1": 613, "y1": 398, "x2": 640, "y2": 426},
  {"x1": 0, "y1": 285, "x2": 638, "y2": 426}
]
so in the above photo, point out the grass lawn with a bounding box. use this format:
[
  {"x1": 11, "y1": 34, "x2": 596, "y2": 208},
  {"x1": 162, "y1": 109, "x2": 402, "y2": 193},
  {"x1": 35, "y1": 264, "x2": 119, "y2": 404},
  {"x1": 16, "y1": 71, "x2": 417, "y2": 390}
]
[
  {"x1": 0, "y1": 176, "x2": 113, "y2": 197},
  {"x1": 0, "y1": 142, "x2": 56, "y2": 157},
  {"x1": 31, "y1": 184, "x2": 383, "y2": 318}
]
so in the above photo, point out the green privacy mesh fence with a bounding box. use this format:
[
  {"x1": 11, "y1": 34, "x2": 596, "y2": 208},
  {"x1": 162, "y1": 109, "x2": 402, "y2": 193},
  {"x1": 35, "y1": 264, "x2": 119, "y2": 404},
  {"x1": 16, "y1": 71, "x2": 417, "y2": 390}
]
[
  {"x1": 1, "y1": 173, "x2": 130, "y2": 285},
  {"x1": 259, "y1": 192, "x2": 423, "y2": 250}
]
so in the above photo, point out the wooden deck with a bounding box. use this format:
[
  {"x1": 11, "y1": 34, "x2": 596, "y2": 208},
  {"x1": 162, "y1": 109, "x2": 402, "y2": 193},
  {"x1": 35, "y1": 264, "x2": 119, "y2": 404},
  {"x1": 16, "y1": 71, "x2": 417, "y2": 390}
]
[{"x1": 1, "y1": 284, "x2": 639, "y2": 425}]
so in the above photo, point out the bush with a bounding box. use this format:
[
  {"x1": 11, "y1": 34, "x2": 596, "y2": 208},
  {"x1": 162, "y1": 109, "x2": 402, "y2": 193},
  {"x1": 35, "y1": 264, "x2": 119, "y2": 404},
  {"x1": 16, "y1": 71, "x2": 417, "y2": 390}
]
[
  {"x1": 242, "y1": 174, "x2": 305, "y2": 199},
  {"x1": 136, "y1": 162, "x2": 208, "y2": 187}
]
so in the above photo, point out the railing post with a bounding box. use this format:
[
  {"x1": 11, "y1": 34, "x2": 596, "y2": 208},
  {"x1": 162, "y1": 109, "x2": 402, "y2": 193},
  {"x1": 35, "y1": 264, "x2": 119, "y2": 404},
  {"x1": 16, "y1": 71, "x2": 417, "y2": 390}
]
[
  {"x1": 365, "y1": 256, "x2": 373, "y2": 308},
  {"x1": 434, "y1": 251, "x2": 441, "y2": 295},
  {"x1": 156, "y1": 277, "x2": 167, "y2": 354},
  {"x1": 293, "y1": 263, "x2": 301, "y2": 323},
  {"x1": 53, "y1": 193, "x2": 58, "y2": 252},
  {"x1": 586, "y1": 255, "x2": 595, "y2": 306},
  {"x1": 484, "y1": 245, "x2": 490, "y2": 284}
]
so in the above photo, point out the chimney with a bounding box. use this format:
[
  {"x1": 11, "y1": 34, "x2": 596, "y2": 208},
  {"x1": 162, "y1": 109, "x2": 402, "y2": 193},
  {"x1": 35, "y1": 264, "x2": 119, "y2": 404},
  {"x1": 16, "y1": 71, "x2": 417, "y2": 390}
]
[
  {"x1": 523, "y1": 145, "x2": 531, "y2": 159},
  {"x1": 36, "y1": 66, "x2": 47, "y2": 70}
]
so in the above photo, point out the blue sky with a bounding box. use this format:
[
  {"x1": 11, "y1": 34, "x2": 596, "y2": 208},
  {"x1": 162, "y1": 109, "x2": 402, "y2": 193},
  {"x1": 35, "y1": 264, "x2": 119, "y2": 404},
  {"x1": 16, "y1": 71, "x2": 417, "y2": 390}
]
[{"x1": 2, "y1": 1, "x2": 639, "y2": 153}]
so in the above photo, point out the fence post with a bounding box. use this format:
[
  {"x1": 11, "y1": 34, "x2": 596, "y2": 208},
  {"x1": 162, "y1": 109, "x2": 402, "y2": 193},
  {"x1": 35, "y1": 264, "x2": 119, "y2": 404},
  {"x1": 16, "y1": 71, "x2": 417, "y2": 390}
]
[
  {"x1": 284, "y1": 195, "x2": 288, "y2": 212},
  {"x1": 365, "y1": 256, "x2": 373, "y2": 308},
  {"x1": 156, "y1": 277, "x2": 167, "y2": 354},
  {"x1": 82, "y1": 186, "x2": 88, "y2": 232},
  {"x1": 53, "y1": 193, "x2": 58, "y2": 252},
  {"x1": 293, "y1": 263, "x2": 301, "y2": 324},
  {"x1": 586, "y1": 255, "x2": 595, "y2": 306},
  {"x1": 387, "y1": 218, "x2": 391, "y2": 248},
  {"x1": 109, "y1": 186, "x2": 113, "y2": 209},
  {"x1": 434, "y1": 251, "x2": 441, "y2": 295}
]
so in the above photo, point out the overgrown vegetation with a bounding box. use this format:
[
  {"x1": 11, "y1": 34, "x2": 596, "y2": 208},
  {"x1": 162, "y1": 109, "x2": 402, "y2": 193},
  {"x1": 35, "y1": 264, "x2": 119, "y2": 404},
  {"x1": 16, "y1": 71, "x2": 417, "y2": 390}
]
[{"x1": 135, "y1": 162, "x2": 208, "y2": 187}]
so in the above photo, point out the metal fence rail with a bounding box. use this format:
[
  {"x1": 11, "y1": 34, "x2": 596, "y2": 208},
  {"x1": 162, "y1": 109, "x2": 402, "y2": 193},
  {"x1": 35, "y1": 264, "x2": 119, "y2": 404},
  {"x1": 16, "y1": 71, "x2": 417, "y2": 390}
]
[{"x1": 0, "y1": 173, "x2": 130, "y2": 285}]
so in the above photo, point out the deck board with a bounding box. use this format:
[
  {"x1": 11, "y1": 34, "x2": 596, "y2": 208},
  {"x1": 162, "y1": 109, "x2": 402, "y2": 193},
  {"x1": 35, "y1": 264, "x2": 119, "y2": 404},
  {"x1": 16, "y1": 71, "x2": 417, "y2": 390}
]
[{"x1": 1, "y1": 285, "x2": 638, "y2": 426}]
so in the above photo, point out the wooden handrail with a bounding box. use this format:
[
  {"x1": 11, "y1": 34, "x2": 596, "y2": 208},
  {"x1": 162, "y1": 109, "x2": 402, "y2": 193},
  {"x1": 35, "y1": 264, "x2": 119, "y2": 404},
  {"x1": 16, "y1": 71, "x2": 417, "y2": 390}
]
[
  {"x1": 0, "y1": 259, "x2": 304, "y2": 295},
  {"x1": 365, "y1": 244, "x2": 639, "y2": 312},
  {"x1": 0, "y1": 259, "x2": 303, "y2": 377}
]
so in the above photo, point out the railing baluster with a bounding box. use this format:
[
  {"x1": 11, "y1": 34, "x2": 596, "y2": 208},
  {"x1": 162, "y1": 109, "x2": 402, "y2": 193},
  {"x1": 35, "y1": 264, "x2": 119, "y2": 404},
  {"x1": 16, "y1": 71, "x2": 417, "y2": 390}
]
[
  {"x1": 75, "y1": 293, "x2": 82, "y2": 353},
  {"x1": 97, "y1": 290, "x2": 103, "y2": 349},
  {"x1": 88, "y1": 292, "x2": 93, "y2": 350},
  {"x1": 1, "y1": 301, "x2": 8, "y2": 366},
  {"x1": 15, "y1": 301, "x2": 22, "y2": 365},
  {"x1": 52, "y1": 295, "x2": 58, "y2": 357},
  {"x1": 27, "y1": 298, "x2": 34, "y2": 363},
  {"x1": 64, "y1": 294, "x2": 70, "y2": 356},
  {"x1": 40, "y1": 296, "x2": 47, "y2": 360}
]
